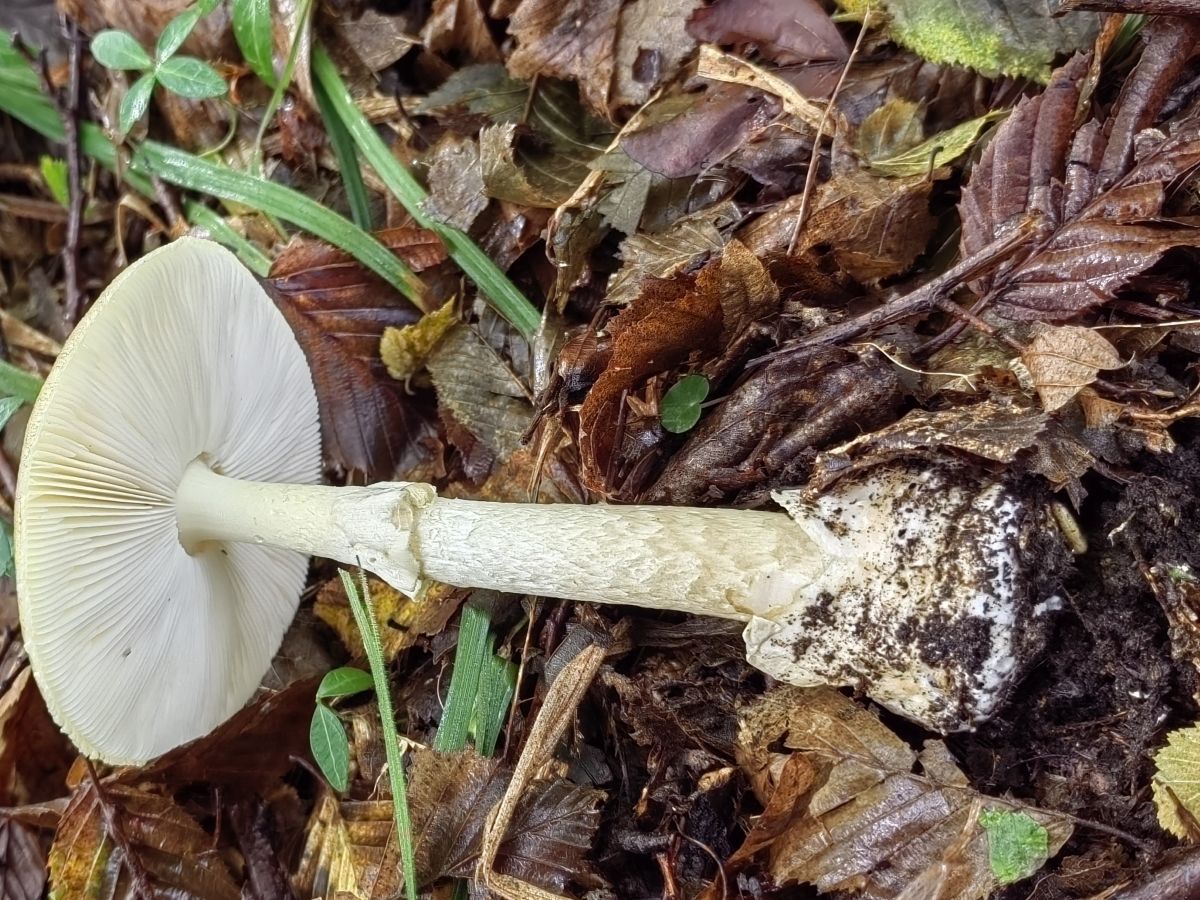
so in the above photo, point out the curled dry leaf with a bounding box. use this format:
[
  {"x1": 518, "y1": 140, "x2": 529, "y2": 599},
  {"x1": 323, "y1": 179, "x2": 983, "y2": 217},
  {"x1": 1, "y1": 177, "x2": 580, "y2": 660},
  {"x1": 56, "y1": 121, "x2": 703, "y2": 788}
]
[
  {"x1": 268, "y1": 231, "x2": 445, "y2": 479},
  {"x1": 729, "y1": 686, "x2": 1072, "y2": 898},
  {"x1": 1022, "y1": 324, "x2": 1122, "y2": 412},
  {"x1": 422, "y1": 0, "x2": 501, "y2": 63},
  {"x1": 380, "y1": 299, "x2": 458, "y2": 382},
  {"x1": 49, "y1": 781, "x2": 240, "y2": 900}
]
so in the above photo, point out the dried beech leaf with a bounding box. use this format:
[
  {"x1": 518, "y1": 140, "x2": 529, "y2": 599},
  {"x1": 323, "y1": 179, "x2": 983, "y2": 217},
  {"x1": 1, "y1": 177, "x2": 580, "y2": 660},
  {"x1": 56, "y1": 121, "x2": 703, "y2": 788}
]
[
  {"x1": 480, "y1": 123, "x2": 579, "y2": 207},
  {"x1": 49, "y1": 782, "x2": 240, "y2": 900},
  {"x1": 381, "y1": 300, "x2": 458, "y2": 382},
  {"x1": 612, "y1": 0, "x2": 702, "y2": 109},
  {"x1": 1154, "y1": 722, "x2": 1200, "y2": 838},
  {"x1": 421, "y1": 0, "x2": 500, "y2": 63},
  {"x1": 733, "y1": 687, "x2": 1072, "y2": 897},
  {"x1": 314, "y1": 577, "x2": 459, "y2": 662},
  {"x1": 1023, "y1": 325, "x2": 1122, "y2": 411},
  {"x1": 811, "y1": 399, "x2": 1050, "y2": 489},
  {"x1": 607, "y1": 202, "x2": 736, "y2": 306},
  {"x1": 688, "y1": 0, "x2": 847, "y2": 64},
  {"x1": 423, "y1": 135, "x2": 490, "y2": 232},
  {"x1": 506, "y1": 0, "x2": 620, "y2": 116},
  {"x1": 269, "y1": 233, "x2": 443, "y2": 478},
  {"x1": 428, "y1": 325, "x2": 532, "y2": 459}
]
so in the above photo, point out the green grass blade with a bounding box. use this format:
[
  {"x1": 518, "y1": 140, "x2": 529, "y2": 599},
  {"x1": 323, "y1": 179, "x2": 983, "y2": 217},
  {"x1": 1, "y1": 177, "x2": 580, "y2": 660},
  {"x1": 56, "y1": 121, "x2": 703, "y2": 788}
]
[
  {"x1": 0, "y1": 360, "x2": 41, "y2": 404},
  {"x1": 342, "y1": 569, "x2": 418, "y2": 900},
  {"x1": 133, "y1": 141, "x2": 425, "y2": 300},
  {"x1": 434, "y1": 601, "x2": 491, "y2": 752},
  {"x1": 182, "y1": 201, "x2": 272, "y2": 275},
  {"x1": 314, "y1": 74, "x2": 373, "y2": 231},
  {"x1": 311, "y1": 47, "x2": 541, "y2": 337}
]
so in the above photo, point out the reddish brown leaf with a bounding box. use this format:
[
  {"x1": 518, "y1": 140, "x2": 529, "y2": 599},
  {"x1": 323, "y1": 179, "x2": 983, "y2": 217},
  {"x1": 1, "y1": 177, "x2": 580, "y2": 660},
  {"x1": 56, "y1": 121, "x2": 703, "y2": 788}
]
[
  {"x1": 959, "y1": 36, "x2": 1200, "y2": 322},
  {"x1": 687, "y1": 0, "x2": 847, "y2": 64},
  {"x1": 268, "y1": 233, "x2": 443, "y2": 479},
  {"x1": 0, "y1": 818, "x2": 46, "y2": 900}
]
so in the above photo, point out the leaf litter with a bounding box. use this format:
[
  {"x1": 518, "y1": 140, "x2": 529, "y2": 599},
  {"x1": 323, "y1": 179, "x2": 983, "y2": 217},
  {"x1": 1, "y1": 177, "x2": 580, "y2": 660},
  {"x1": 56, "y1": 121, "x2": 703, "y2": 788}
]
[{"x1": 9, "y1": 1, "x2": 1200, "y2": 898}]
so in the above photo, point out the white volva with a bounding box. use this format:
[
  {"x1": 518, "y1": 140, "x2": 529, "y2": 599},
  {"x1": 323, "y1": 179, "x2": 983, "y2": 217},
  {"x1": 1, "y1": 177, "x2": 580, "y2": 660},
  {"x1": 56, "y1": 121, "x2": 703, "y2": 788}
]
[{"x1": 16, "y1": 239, "x2": 1062, "y2": 764}]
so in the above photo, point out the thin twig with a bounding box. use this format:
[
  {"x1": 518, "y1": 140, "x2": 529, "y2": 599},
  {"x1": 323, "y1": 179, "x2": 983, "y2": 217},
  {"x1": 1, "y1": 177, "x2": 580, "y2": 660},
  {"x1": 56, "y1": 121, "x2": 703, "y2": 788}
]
[
  {"x1": 60, "y1": 15, "x2": 86, "y2": 325},
  {"x1": 83, "y1": 758, "x2": 156, "y2": 900},
  {"x1": 787, "y1": 16, "x2": 870, "y2": 255}
]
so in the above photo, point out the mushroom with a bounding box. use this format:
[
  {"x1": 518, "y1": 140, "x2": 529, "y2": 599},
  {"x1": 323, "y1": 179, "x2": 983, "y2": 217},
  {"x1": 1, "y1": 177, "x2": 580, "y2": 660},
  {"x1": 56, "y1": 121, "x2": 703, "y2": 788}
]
[{"x1": 16, "y1": 238, "x2": 1066, "y2": 764}]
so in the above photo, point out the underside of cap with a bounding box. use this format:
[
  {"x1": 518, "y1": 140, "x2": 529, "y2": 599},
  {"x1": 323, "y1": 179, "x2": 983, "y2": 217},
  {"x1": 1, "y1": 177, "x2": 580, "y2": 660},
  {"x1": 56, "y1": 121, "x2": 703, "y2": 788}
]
[{"x1": 15, "y1": 238, "x2": 322, "y2": 764}]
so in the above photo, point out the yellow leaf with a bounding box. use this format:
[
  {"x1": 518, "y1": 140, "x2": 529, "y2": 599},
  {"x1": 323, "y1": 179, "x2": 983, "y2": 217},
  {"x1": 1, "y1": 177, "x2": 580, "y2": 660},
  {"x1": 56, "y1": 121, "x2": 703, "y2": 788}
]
[
  {"x1": 1154, "y1": 722, "x2": 1200, "y2": 838},
  {"x1": 868, "y1": 110, "x2": 1007, "y2": 178},
  {"x1": 314, "y1": 576, "x2": 460, "y2": 663},
  {"x1": 380, "y1": 300, "x2": 457, "y2": 382}
]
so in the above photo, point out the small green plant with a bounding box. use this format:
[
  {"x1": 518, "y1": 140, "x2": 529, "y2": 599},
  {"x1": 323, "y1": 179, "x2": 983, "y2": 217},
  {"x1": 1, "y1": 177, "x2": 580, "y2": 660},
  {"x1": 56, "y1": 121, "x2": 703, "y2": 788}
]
[
  {"x1": 978, "y1": 808, "x2": 1050, "y2": 885},
  {"x1": 90, "y1": 0, "x2": 226, "y2": 134},
  {"x1": 661, "y1": 373, "x2": 710, "y2": 434},
  {"x1": 308, "y1": 571, "x2": 418, "y2": 900}
]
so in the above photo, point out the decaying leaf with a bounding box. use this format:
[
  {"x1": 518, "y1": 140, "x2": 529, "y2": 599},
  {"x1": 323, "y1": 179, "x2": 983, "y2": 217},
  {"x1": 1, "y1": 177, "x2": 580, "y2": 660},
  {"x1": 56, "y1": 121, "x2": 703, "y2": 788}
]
[
  {"x1": 853, "y1": 0, "x2": 1099, "y2": 81},
  {"x1": 0, "y1": 817, "x2": 44, "y2": 900},
  {"x1": 1023, "y1": 324, "x2": 1122, "y2": 411},
  {"x1": 269, "y1": 232, "x2": 444, "y2": 479},
  {"x1": 688, "y1": 0, "x2": 847, "y2": 64},
  {"x1": 612, "y1": 0, "x2": 703, "y2": 110},
  {"x1": 960, "y1": 50, "x2": 1200, "y2": 322},
  {"x1": 1154, "y1": 722, "x2": 1200, "y2": 839},
  {"x1": 428, "y1": 324, "x2": 532, "y2": 460},
  {"x1": 575, "y1": 241, "x2": 779, "y2": 494},
  {"x1": 49, "y1": 780, "x2": 240, "y2": 899},
  {"x1": 506, "y1": 0, "x2": 620, "y2": 116},
  {"x1": 867, "y1": 110, "x2": 1006, "y2": 177},
  {"x1": 314, "y1": 576, "x2": 460, "y2": 662},
  {"x1": 422, "y1": 134, "x2": 490, "y2": 232},
  {"x1": 422, "y1": 0, "x2": 501, "y2": 63},
  {"x1": 607, "y1": 201, "x2": 736, "y2": 306},
  {"x1": 730, "y1": 687, "x2": 1072, "y2": 897},
  {"x1": 381, "y1": 299, "x2": 459, "y2": 382},
  {"x1": 480, "y1": 123, "x2": 579, "y2": 207}
]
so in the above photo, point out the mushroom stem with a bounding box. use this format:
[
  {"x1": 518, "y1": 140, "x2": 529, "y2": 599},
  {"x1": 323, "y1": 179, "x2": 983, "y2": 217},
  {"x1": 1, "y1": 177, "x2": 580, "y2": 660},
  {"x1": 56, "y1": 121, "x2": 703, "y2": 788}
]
[{"x1": 175, "y1": 460, "x2": 824, "y2": 620}]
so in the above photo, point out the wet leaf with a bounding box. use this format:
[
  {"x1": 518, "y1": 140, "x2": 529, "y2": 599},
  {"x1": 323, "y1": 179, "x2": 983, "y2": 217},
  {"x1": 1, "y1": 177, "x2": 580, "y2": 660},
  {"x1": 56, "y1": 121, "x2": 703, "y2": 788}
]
[
  {"x1": 0, "y1": 817, "x2": 45, "y2": 900},
  {"x1": 311, "y1": 704, "x2": 351, "y2": 792},
  {"x1": 427, "y1": 324, "x2": 532, "y2": 460},
  {"x1": 661, "y1": 373, "x2": 709, "y2": 433},
  {"x1": 865, "y1": 0, "x2": 1099, "y2": 81},
  {"x1": 407, "y1": 748, "x2": 603, "y2": 890},
  {"x1": 979, "y1": 809, "x2": 1050, "y2": 885},
  {"x1": 49, "y1": 781, "x2": 240, "y2": 900},
  {"x1": 868, "y1": 110, "x2": 1006, "y2": 177},
  {"x1": 381, "y1": 299, "x2": 458, "y2": 382},
  {"x1": 612, "y1": 0, "x2": 702, "y2": 109},
  {"x1": 506, "y1": 0, "x2": 620, "y2": 116},
  {"x1": 689, "y1": 0, "x2": 847, "y2": 63},
  {"x1": 268, "y1": 231, "x2": 444, "y2": 478},
  {"x1": 855, "y1": 98, "x2": 925, "y2": 162},
  {"x1": 1154, "y1": 722, "x2": 1200, "y2": 838},
  {"x1": 607, "y1": 201, "x2": 735, "y2": 306},
  {"x1": 732, "y1": 687, "x2": 1072, "y2": 897},
  {"x1": 422, "y1": 134, "x2": 489, "y2": 232},
  {"x1": 317, "y1": 667, "x2": 374, "y2": 700},
  {"x1": 231, "y1": 0, "x2": 276, "y2": 87},
  {"x1": 480, "y1": 123, "x2": 578, "y2": 207},
  {"x1": 1023, "y1": 325, "x2": 1122, "y2": 411}
]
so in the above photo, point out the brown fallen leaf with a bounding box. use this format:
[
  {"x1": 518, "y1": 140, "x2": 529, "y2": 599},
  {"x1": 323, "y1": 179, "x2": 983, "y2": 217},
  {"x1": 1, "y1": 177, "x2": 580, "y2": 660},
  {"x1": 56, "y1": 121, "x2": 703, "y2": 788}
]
[
  {"x1": 1023, "y1": 324, "x2": 1122, "y2": 412},
  {"x1": 268, "y1": 231, "x2": 445, "y2": 479},
  {"x1": 422, "y1": 0, "x2": 501, "y2": 63},
  {"x1": 959, "y1": 44, "x2": 1200, "y2": 321},
  {"x1": 422, "y1": 134, "x2": 490, "y2": 232},
  {"x1": 687, "y1": 0, "x2": 847, "y2": 64},
  {"x1": 49, "y1": 779, "x2": 240, "y2": 900},
  {"x1": 0, "y1": 817, "x2": 47, "y2": 900},
  {"x1": 0, "y1": 662, "x2": 74, "y2": 807},
  {"x1": 611, "y1": 0, "x2": 703, "y2": 110},
  {"x1": 506, "y1": 0, "x2": 621, "y2": 116},
  {"x1": 726, "y1": 687, "x2": 1072, "y2": 898}
]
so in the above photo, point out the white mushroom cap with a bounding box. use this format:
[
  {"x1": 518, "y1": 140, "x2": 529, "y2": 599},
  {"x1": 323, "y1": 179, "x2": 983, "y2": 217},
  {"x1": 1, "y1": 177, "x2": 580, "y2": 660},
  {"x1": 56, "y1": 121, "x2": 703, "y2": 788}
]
[{"x1": 15, "y1": 238, "x2": 322, "y2": 764}]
